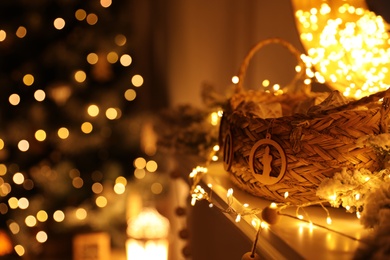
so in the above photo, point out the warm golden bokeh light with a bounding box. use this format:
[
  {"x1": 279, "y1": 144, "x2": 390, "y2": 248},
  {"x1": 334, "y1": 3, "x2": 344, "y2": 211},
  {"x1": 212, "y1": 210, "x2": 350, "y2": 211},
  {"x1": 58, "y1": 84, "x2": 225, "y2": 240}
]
[
  {"x1": 100, "y1": 0, "x2": 112, "y2": 8},
  {"x1": 23, "y1": 74, "x2": 34, "y2": 86},
  {"x1": 53, "y1": 210, "x2": 65, "y2": 222},
  {"x1": 58, "y1": 127, "x2": 69, "y2": 139},
  {"x1": 36, "y1": 231, "x2": 48, "y2": 243},
  {"x1": 74, "y1": 70, "x2": 87, "y2": 83},
  {"x1": 87, "y1": 104, "x2": 99, "y2": 117},
  {"x1": 53, "y1": 18, "x2": 65, "y2": 30},
  {"x1": 105, "y1": 107, "x2": 121, "y2": 120},
  {"x1": 146, "y1": 160, "x2": 158, "y2": 172},
  {"x1": 35, "y1": 129, "x2": 47, "y2": 141},
  {"x1": 18, "y1": 140, "x2": 29, "y2": 152},
  {"x1": 131, "y1": 74, "x2": 143, "y2": 87},
  {"x1": 0, "y1": 30, "x2": 6, "y2": 41},
  {"x1": 86, "y1": 13, "x2": 98, "y2": 25},
  {"x1": 115, "y1": 34, "x2": 126, "y2": 46},
  {"x1": 16, "y1": 26, "x2": 27, "y2": 38},
  {"x1": 75, "y1": 208, "x2": 87, "y2": 220},
  {"x1": 92, "y1": 182, "x2": 103, "y2": 194},
  {"x1": 75, "y1": 9, "x2": 87, "y2": 21},
  {"x1": 72, "y1": 177, "x2": 84, "y2": 188},
  {"x1": 34, "y1": 89, "x2": 46, "y2": 101},
  {"x1": 81, "y1": 122, "x2": 93, "y2": 134},
  {"x1": 9, "y1": 94, "x2": 20, "y2": 106},
  {"x1": 134, "y1": 157, "x2": 146, "y2": 169},
  {"x1": 13, "y1": 172, "x2": 24, "y2": 185},
  {"x1": 25, "y1": 215, "x2": 37, "y2": 227},
  {"x1": 87, "y1": 53, "x2": 99, "y2": 64},
  {"x1": 37, "y1": 210, "x2": 48, "y2": 222},
  {"x1": 113, "y1": 183, "x2": 125, "y2": 194},
  {"x1": 14, "y1": 245, "x2": 25, "y2": 257},
  {"x1": 292, "y1": 0, "x2": 390, "y2": 98},
  {"x1": 124, "y1": 89, "x2": 136, "y2": 101},
  {"x1": 96, "y1": 196, "x2": 107, "y2": 207},
  {"x1": 120, "y1": 54, "x2": 132, "y2": 66},
  {"x1": 107, "y1": 51, "x2": 119, "y2": 63}
]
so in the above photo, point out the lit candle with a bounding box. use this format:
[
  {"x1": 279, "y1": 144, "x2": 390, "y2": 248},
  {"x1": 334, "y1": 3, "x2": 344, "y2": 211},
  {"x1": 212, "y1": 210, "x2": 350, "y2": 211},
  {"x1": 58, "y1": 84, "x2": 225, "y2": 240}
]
[{"x1": 126, "y1": 207, "x2": 170, "y2": 260}]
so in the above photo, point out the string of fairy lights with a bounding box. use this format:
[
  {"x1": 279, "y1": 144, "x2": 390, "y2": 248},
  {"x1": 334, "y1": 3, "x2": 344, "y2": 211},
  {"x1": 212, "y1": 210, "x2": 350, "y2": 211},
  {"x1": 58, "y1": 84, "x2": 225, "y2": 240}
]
[
  {"x1": 293, "y1": 0, "x2": 390, "y2": 99},
  {"x1": 0, "y1": 0, "x2": 166, "y2": 257}
]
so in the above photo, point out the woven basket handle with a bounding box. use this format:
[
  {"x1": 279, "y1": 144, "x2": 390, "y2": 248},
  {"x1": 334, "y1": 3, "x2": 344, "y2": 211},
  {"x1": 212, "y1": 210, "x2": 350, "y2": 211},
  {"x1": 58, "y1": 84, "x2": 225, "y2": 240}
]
[{"x1": 236, "y1": 37, "x2": 306, "y2": 93}]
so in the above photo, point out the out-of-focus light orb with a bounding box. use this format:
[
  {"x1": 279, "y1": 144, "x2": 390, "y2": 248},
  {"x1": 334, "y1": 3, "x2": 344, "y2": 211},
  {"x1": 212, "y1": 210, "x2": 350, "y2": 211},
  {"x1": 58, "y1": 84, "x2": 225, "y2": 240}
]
[
  {"x1": 35, "y1": 129, "x2": 47, "y2": 141},
  {"x1": 96, "y1": 196, "x2": 107, "y2": 208},
  {"x1": 53, "y1": 18, "x2": 65, "y2": 30},
  {"x1": 87, "y1": 104, "x2": 99, "y2": 117},
  {"x1": 124, "y1": 89, "x2": 136, "y2": 101},
  {"x1": 115, "y1": 34, "x2": 127, "y2": 46},
  {"x1": 9, "y1": 94, "x2": 20, "y2": 106},
  {"x1": 87, "y1": 53, "x2": 98, "y2": 64},
  {"x1": 18, "y1": 140, "x2": 29, "y2": 152},
  {"x1": 107, "y1": 51, "x2": 118, "y2": 63},
  {"x1": 69, "y1": 168, "x2": 80, "y2": 179},
  {"x1": 74, "y1": 70, "x2": 86, "y2": 83},
  {"x1": 18, "y1": 197, "x2": 29, "y2": 209},
  {"x1": 92, "y1": 182, "x2": 103, "y2": 194},
  {"x1": 75, "y1": 208, "x2": 87, "y2": 220},
  {"x1": 9, "y1": 222, "x2": 20, "y2": 234},
  {"x1": 231, "y1": 76, "x2": 239, "y2": 84},
  {"x1": 13, "y1": 172, "x2": 24, "y2": 185},
  {"x1": 0, "y1": 203, "x2": 8, "y2": 214},
  {"x1": 120, "y1": 54, "x2": 132, "y2": 67},
  {"x1": 134, "y1": 169, "x2": 146, "y2": 179},
  {"x1": 25, "y1": 215, "x2": 37, "y2": 227},
  {"x1": 86, "y1": 13, "x2": 98, "y2": 25},
  {"x1": 75, "y1": 9, "x2": 87, "y2": 21},
  {"x1": 151, "y1": 182, "x2": 163, "y2": 195},
  {"x1": 53, "y1": 210, "x2": 65, "y2": 222},
  {"x1": 72, "y1": 177, "x2": 84, "y2": 188},
  {"x1": 14, "y1": 245, "x2": 25, "y2": 257},
  {"x1": 146, "y1": 160, "x2": 158, "y2": 172},
  {"x1": 36, "y1": 231, "x2": 48, "y2": 243},
  {"x1": 37, "y1": 210, "x2": 48, "y2": 222},
  {"x1": 0, "y1": 139, "x2": 4, "y2": 150},
  {"x1": 131, "y1": 74, "x2": 144, "y2": 87},
  {"x1": 23, "y1": 74, "x2": 34, "y2": 86},
  {"x1": 34, "y1": 89, "x2": 46, "y2": 101},
  {"x1": 114, "y1": 183, "x2": 125, "y2": 194},
  {"x1": 100, "y1": 0, "x2": 112, "y2": 8},
  {"x1": 0, "y1": 164, "x2": 6, "y2": 175},
  {"x1": 0, "y1": 183, "x2": 11, "y2": 197},
  {"x1": 116, "y1": 176, "x2": 127, "y2": 185},
  {"x1": 8, "y1": 197, "x2": 18, "y2": 209},
  {"x1": 58, "y1": 127, "x2": 69, "y2": 139},
  {"x1": 106, "y1": 108, "x2": 121, "y2": 120},
  {"x1": 81, "y1": 122, "x2": 93, "y2": 134},
  {"x1": 0, "y1": 30, "x2": 6, "y2": 41},
  {"x1": 23, "y1": 179, "x2": 34, "y2": 190},
  {"x1": 16, "y1": 26, "x2": 27, "y2": 38},
  {"x1": 134, "y1": 157, "x2": 146, "y2": 169}
]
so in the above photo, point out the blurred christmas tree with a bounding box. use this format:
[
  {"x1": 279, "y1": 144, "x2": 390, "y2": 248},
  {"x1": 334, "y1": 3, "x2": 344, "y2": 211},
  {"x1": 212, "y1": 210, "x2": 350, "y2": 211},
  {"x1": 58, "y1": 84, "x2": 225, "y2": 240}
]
[{"x1": 0, "y1": 0, "x2": 167, "y2": 258}]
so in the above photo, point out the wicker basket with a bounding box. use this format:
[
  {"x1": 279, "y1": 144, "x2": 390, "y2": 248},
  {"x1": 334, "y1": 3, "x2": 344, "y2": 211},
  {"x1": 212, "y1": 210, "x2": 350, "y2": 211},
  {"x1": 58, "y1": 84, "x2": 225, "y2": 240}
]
[{"x1": 219, "y1": 38, "x2": 390, "y2": 204}]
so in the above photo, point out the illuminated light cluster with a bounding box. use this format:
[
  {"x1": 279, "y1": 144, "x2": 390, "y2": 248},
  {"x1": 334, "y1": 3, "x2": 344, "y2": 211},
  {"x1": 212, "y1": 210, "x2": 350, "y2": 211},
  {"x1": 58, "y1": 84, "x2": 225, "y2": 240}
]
[{"x1": 293, "y1": 0, "x2": 390, "y2": 98}]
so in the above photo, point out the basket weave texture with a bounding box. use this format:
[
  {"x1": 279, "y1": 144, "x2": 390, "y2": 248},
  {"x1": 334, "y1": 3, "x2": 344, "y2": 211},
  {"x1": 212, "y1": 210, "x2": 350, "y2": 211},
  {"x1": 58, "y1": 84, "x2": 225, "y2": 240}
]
[{"x1": 219, "y1": 38, "x2": 390, "y2": 204}]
